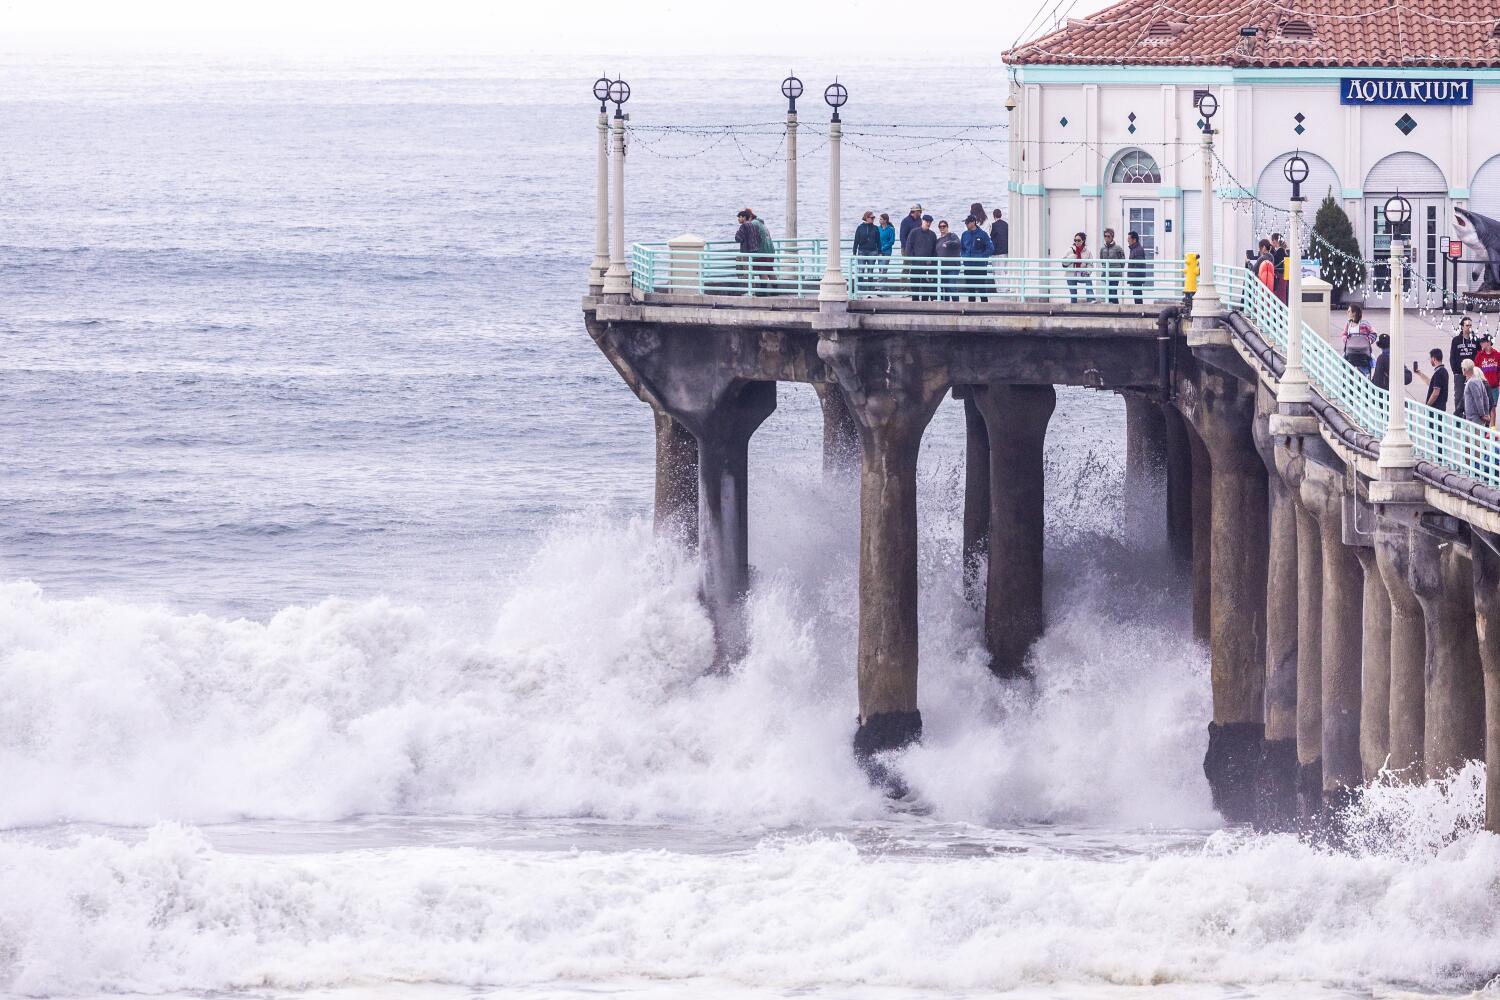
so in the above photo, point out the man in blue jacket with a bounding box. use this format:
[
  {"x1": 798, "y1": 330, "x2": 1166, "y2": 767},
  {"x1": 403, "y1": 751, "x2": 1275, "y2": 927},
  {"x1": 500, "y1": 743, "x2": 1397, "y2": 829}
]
[{"x1": 960, "y1": 216, "x2": 994, "y2": 301}]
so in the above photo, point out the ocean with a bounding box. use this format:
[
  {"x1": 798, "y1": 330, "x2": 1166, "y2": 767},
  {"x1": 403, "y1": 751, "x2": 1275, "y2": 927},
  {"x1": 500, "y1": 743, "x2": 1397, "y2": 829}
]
[{"x1": 1, "y1": 52, "x2": 1498, "y2": 999}]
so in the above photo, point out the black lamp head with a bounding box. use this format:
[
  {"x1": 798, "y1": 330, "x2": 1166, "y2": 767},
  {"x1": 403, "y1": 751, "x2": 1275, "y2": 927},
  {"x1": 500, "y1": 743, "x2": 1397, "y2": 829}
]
[
  {"x1": 608, "y1": 78, "x2": 631, "y2": 116},
  {"x1": 824, "y1": 79, "x2": 848, "y2": 121},
  {"x1": 1197, "y1": 90, "x2": 1218, "y2": 122},
  {"x1": 782, "y1": 73, "x2": 803, "y2": 113},
  {"x1": 1385, "y1": 193, "x2": 1412, "y2": 236},
  {"x1": 593, "y1": 76, "x2": 612, "y2": 110},
  {"x1": 1284, "y1": 151, "x2": 1309, "y2": 200}
]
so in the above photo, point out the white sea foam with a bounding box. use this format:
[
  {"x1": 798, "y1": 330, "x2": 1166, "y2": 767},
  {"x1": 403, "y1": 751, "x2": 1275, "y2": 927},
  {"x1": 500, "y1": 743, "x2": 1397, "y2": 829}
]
[{"x1": 3, "y1": 822, "x2": 1500, "y2": 996}]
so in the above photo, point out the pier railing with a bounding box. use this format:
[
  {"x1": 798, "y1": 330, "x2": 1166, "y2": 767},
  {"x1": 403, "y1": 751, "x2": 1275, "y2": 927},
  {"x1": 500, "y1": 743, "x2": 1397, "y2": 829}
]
[
  {"x1": 1217, "y1": 265, "x2": 1500, "y2": 489},
  {"x1": 628, "y1": 240, "x2": 1185, "y2": 304}
]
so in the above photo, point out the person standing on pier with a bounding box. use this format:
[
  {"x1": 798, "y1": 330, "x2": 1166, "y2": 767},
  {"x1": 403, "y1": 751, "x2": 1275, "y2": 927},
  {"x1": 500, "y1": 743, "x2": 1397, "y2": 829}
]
[
  {"x1": 1450, "y1": 315, "x2": 1480, "y2": 417},
  {"x1": 991, "y1": 208, "x2": 1010, "y2": 294},
  {"x1": 1413, "y1": 348, "x2": 1450, "y2": 410},
  {"x1": 1271, "y1": 232, "x2": 1289, "y2": 304},
  {"x1": 1474, "y1": 334, "x2": 1500, "y2": 418},
  {"x1": 1064, "y1": 231, "x2": 1092, "y2": 303},
  {"x1": 749, "y1": 209, "x2": 775, "y2": 286},
  {"x1": 853, "y1": 211, "x2": 882, "y2": 287},
  {"x1": 934, "y1": 220, "x2": 962, "y2": 301},
  {"x1": 900, "y1": 205, "x2": 924, "y2": 292},
  {"x1": 960, "y1": 215, "x2": 993, "y2": 301},
  {"x1": 1341, "y1": 304, "x2": 1377, "y2": 376},
  {"x1": 1462, "y1": 359, "x2": 1492, "y2": 427},
  {"x1": 1126, "y1": 231, "x2": 1149, "y2": 304},
  {"x1": 877, "y1": 213, "x2": 896, "y2": 268},
  {"x1": 734, "y1": 209, "x2": 762, "y2": 293},
  {"x1": 1098, "y1": 228, "x2": 1126, "y2": 303},
  {"x1": 903, "y1": 213, "x2": 937, "y2": 301},
  {"x1": 1372, "y1": 333, "x2": 1413, "y2": 393}
]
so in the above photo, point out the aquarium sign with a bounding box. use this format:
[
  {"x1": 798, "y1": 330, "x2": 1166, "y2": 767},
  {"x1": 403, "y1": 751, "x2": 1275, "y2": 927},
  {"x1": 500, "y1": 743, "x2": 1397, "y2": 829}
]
[{"x1": 1340, "y1": 78, "x2": 1472, "y2": 106}]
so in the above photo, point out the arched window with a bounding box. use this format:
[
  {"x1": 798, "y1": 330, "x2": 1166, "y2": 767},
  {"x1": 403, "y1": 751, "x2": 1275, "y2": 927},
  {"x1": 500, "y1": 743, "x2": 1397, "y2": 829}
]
[{"x1": 1111, "y1": 149, "x2": 1162, "y2": 184}]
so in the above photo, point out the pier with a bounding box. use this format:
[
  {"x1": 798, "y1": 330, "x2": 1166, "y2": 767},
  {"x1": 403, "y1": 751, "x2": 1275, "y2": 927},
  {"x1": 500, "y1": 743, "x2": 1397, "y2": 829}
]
[{"x1": 582, "y1": 80, "x2": 1500, "y2": 829}]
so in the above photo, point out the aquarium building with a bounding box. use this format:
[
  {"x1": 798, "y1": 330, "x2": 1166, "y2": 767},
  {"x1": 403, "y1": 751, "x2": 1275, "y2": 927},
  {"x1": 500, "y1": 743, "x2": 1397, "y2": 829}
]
[{"x1": 1002, "y1": 0, "x2": 1500, "y2": 304}]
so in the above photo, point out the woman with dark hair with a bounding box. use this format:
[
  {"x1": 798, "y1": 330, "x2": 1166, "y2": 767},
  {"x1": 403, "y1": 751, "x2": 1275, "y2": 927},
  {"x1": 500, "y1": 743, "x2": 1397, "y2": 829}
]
[
  {"x1": 1064, "y1": 231, "x2": 1092, "y2": 303},
  {"x1": 969, "y1": 202, "x2": 986, "y2": 232}
]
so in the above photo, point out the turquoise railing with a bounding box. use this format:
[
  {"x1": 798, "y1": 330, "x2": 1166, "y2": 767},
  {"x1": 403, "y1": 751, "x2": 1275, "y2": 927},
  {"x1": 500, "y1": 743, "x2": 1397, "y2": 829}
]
[
  {"x1": 627, "y1": 240, "x2": 1184, "y2": 304},
  {"x1": 1215, "y1": 264, "x2": 1500, "y2": 490}
]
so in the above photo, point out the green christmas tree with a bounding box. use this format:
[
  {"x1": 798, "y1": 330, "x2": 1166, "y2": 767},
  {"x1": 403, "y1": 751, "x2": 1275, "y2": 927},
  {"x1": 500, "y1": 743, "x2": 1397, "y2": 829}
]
[{"x1": 1312, "y1": 189, "x2": 1364, "y2": 301}]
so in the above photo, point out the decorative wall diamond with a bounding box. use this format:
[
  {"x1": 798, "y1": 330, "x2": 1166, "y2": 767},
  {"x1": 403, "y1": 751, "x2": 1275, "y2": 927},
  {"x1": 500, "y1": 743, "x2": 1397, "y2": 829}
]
[
  {"x1": 1294, "y1": 112, "x2": 1306, "y2": 123},
  {"x1": 1128, "y1": 123, "x2": 1137, "y2": 134},
  {"x1": 1059, "y1": 116, "x2": 1069, "y2": 127},
  {"x1": 1196, "y1": 119, "x2": 1206, "y2": 130},
  {"x1": 1395, "y1": 113, "x2": 1417, "y2": 135},
  {"x1": 1128, "y1": 112, "x2": 1137, "y2": 122},
  {"x1": 1294, "y1": 123, "x2": 1306, "y2": 135}
]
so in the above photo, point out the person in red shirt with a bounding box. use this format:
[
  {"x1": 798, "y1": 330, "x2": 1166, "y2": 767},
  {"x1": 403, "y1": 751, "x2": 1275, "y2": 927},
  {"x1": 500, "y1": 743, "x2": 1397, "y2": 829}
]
[{"x1": 1475, "y1": 335, "x2": 1500, "y2": 425}]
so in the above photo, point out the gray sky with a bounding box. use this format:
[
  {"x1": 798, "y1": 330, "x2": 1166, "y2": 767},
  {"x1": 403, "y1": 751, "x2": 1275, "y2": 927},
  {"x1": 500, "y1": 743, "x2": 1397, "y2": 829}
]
[{"x1": 4, "y1": 0, "x2": 1113, "y2": 55}]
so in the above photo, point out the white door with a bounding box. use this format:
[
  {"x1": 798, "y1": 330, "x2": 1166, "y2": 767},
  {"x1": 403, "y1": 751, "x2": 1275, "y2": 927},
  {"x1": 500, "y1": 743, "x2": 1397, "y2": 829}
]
[
  {"x1": 1368, "y1": 196, "x2": 1444, "y2": 308},
  {"x1": 1123, "y1": 200, "x2": 1158, "y2": 258}
]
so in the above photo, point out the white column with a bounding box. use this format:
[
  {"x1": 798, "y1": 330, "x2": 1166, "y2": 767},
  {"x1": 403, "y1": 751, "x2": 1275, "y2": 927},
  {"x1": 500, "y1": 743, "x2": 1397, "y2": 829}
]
[
  {"x1": 1192, "y1": 127, "x2": 1221, "y2": 317},
  {"x1": 786, "y1": 111, "x2": 798, "y2": 243},
  {"x1": 1280, "y1": 198, "x2": 1312, "y2": 404},
  {"x1": 589, "y1": 109, "x2": 610, "y2": 290},
  {"x1": 819, "y1": 117, "x2": 846, "y2": 302},
  {"x1": 602, "y1": 112, "x2": 631, "y2": 297},
  {"x1": 1378, "y1": 238, "x2": 1416, "y2": 470}
]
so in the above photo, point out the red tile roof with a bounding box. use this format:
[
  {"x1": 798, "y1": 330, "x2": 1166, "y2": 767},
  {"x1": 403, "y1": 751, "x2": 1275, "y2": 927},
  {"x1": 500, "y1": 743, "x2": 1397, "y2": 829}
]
[{"x1": 1004, "y1": 0, "x2": 1500, "y2": 67}]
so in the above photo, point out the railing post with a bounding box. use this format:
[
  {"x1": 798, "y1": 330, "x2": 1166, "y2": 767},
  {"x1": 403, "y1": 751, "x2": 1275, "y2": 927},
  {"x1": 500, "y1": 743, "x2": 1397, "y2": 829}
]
[
  {"x1": 1280, "y1": 194, "x2": 1312, "y2": 405},
  {"x1": 818, "y1": 83, "x2": 848, "y2": 303},
  {"x1": 666, "y1": 234, "x2": 705, "y2": 295},
  {"x1": 602, "y1": 83, "x2": 632, "y2": 298},
  {"x1": 590, "y1": 100, "x2": 610, "y2": 291}
]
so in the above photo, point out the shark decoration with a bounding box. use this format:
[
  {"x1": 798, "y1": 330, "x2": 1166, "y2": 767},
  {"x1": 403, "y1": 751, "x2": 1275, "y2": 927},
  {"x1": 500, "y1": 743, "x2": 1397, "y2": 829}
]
[{"x1": 1454, "y1": 207, "x2": 1500, "y2": 292}]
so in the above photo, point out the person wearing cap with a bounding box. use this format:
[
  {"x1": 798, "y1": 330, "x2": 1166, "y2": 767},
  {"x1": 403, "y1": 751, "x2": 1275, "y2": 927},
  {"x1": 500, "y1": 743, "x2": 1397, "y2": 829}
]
[
  {"x1": 899, "y1": 204, "x2": 924, "y2": 248},
  {"x1": 1371, "y1": 332, "x2": 1413, "y2": 393},
  {"x1": 1474, "y1": 334, "x2": 1500, "y2": 418},
  {"x1": 903, "y1": 214, "x2": 938, "y2": 301},
  {"x1": 934, "y1": 220, "x2": 962, "y2": 302},
  {"x1": 960, "y1": 216, "x2": 994, "y2": 301},
  {"x1": 852, "y1": 211, "x2": 881, "y2": 286}
]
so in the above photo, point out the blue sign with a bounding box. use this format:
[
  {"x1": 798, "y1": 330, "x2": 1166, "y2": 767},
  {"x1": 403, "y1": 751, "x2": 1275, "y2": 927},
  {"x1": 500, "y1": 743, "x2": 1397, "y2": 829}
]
[{"x1": 1340, "y1": 78, "x2": 1472, "y2": 106}]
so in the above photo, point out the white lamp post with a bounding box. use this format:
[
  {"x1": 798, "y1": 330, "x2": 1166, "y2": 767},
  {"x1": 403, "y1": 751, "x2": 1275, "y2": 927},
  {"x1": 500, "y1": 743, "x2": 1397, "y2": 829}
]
[
  {"x1": 782, "y1": 74, "x2": 802, "y2": 243},
  {"x1": 1192, "y1": 91, "x2": 1221, "y2": 319},
  {"x1": 1378, "y1": 194, "x2": 1416, "y2": 471},
  {"x1": 589, "y1": 76, "x2": 612, "y2": 291},
  {"x1": 601, "y1": 78, "x2": 633, "y2": 297},
  {"x1": 818, "y1": 80, "x2": 849, "y2": 303},
  {"x1": 1280, "y1": 152, "x2": 1312, "y2": 404}
]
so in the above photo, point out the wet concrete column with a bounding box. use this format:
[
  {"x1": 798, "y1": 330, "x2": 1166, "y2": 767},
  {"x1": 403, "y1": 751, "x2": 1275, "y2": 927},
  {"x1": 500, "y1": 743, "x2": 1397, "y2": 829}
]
[
  {"x1": 1161, "y1": 403, "x2": 1194, "y2": 574},
  {"x1": 972, "y1": 383, "x2": 1057, "y2": 678},
  {"x1": 1277, "y1": 445, "x2": 1324, "y2": 813},
  {"x1": 1354, "y1": 545, "x2": 1392, "y2": 782},
  {"x1": 653, "y1": 407, "x2": 699, "y2": 545},
  {"x1": 1187, "y1": 426, "x2": 1213, "y2": 644},
  {"x1": 1470, "y1": 534, "x2": 1500, "y2": 832},
  {"x1": 1122, "y1": 392, "x2": 1168, "y2": 550},
  {"x1": 1184, "y1": 372, "x2": 1268, "y2": 822},
  {"x1": 814, "y1": 381, "x2": 860, "y2": 476},
  {"x1": 1300, "y1": 464, "x2": 1362, "y2": 804},
  {"x1": 816, "y1": 335, "x2": 948, "y2": 762},
  {"x1": 1409, "y1": 531, "x2": 1485, "y2": 778},
  {"x1": 961, "y1": 391, "x2": 990, "y2": 603},
  {"x1": 1375, "y1": 521, "x2": 1425, "y2": 778},
  {"x1": 1256, "y1": 388, "x2": 1298, "y2": 821},
  {"x1": 695, "y1": 380, "x2": 777, "y2": 663}
]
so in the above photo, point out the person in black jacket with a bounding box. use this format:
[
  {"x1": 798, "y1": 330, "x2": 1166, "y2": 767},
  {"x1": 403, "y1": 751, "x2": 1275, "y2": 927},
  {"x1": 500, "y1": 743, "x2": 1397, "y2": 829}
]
[
  {"x1": 989, "y1": 209, "x2": 1010, "y2": 295},
  {"x1": 903, "y1": 214, "x2": 938, "y2": 301},
  {"x1": 1372, "y1": 333, "x2": 1413, "y2": 392},
  {"x1": 1450, "y1": 315, "x2": 1480, "y2": 417},
  {"x1": 1126, "y1": 231, "x2": 1150, "y2": 304},
  {"x1": 898, "y1": 204, "x2": 924, "y2": 247}
]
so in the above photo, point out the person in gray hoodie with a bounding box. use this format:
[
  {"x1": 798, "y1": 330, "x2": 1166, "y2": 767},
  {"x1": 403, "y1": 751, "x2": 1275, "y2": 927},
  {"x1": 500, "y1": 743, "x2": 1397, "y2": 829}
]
[{"x1": 1463, "y1": 359, "x2": 1492, "y2": 427}]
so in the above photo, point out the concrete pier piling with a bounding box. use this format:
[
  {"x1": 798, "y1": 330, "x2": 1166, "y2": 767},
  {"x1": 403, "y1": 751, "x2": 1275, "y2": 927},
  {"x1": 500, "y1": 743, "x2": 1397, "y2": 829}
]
[
  {"x1": 814, "y1": 381, "x2": 860, "y2": 476},
  {"x1": 1183, "y1": 371, "x2": 1268, "y2": 822},
  {"x1": 973, "y1": 383, "x2": 1056, "y2": 678},
  {"x1": 1187, "y1": 427, "x2": 1213, "y2": 645},
  {"x1": 1279, "y1": 447, "x2": 1324, "y2": 813},
  {"x1": 1470, "y1": 535, "x2": 1500, "y2": 832},
  {"x1": 1161, "y1": 404, "x2": 1195, "y2": 574},
  {"x1": 653, "y1": 408, "x2": 699, "y2": 545},
  {"x1": 1123, "y1": 392, "x2": 1169, "y2": 550},
  {"x1": 1355, "y1": 544, "x2": 1392, "y2": 783},
  {"x1": 694, "y1": 380, "x2": 777, "y2": 663},
  {"x1": 960, "y1": 390, "x2": 991, "y2": 604},
  {"x1": 1375, "y1": 521, "x2": 1426, "y2": 778},
  {"x1": 818, "y1": 337, "x2": 947, "y2": 760},
  {"x1": 1409, "y1": 532, "x2": 1485, "y2": 779},
  {"x1": 1256, "y1": 389, "x2": 1299, "y2": 820},
  {"x1": 1301, "y1": 463, "x2": 1363, "y2": 804}
]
